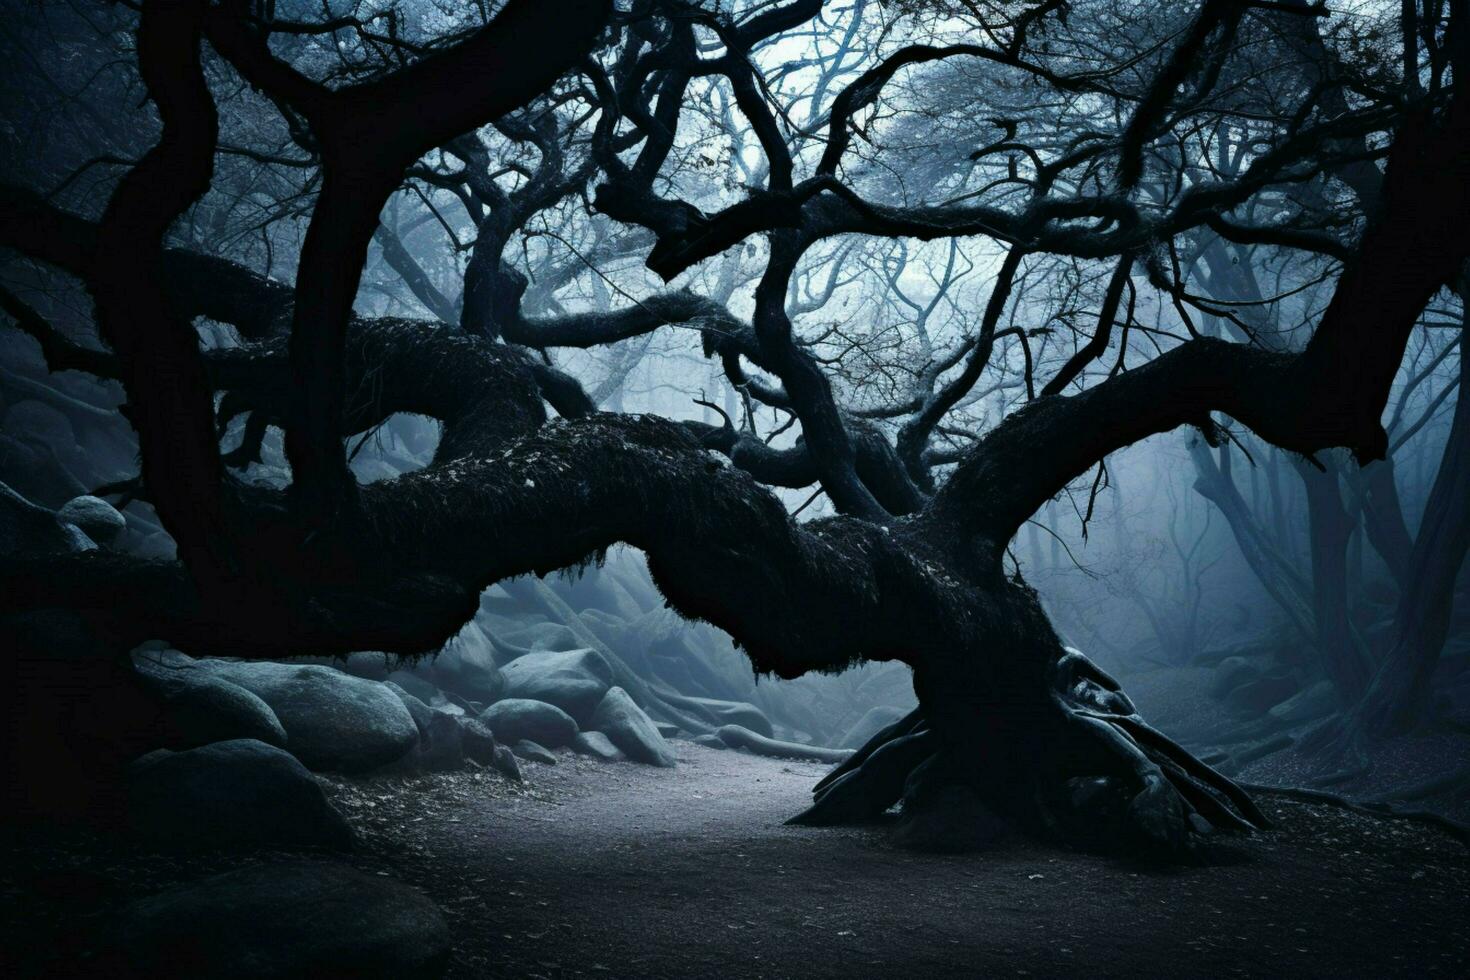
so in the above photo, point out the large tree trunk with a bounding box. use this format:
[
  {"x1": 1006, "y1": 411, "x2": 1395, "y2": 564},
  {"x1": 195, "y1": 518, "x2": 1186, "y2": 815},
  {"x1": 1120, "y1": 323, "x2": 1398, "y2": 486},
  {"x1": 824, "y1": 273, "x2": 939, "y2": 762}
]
[{"x1": 791, "y1": 581, "x2": 1267, "y2": 853}]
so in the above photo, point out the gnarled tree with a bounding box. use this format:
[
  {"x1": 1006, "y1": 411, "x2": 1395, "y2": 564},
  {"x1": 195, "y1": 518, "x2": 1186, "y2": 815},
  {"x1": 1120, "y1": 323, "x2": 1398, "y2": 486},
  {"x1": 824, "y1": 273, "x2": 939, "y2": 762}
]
[{"x1": 3, "y1": 0, "x2": 1468, "y2": 855}]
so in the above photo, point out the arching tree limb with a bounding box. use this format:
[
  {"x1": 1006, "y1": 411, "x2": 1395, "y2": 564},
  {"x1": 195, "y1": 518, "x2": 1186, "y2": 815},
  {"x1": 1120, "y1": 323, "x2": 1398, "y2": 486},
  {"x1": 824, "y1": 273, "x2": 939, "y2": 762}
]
[
  {"x1": 205, "y1": 0, "x2": 614, "y2": 529},
  {"x1": 930, "y1": 96, "x2": 1470, "y2": 548}
]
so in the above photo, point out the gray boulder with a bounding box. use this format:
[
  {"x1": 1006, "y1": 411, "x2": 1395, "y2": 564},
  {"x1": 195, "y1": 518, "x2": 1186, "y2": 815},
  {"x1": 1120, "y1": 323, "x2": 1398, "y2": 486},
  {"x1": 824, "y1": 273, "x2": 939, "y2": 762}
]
[
  {"x1": 57, "y1": 494, "x2": 126, "y2": 547},
  {"x1": 335, "y1": 652, "x2": 394, "y2": 681},
  {"x1": 491, "y1": 744, "x2": 523, "y2": 782},
  {"x1": 417, "y1": 710, "x2": 468, "y2": 772},
  {"x1": 127, "y1": 740, "x2": 352, "y2": 850},
  {"x1": 428, "y1": 621, "x2": 504, "y2": 703},
  {"x1": 836, "y1": 705, "x2": 909, "y2": 750},
  {"x1": 387, "y1": 684, "x2": 508, "y2": 773},
  {"x1": 398, "y1": 695, "x2": 467, "y2": 772},
  {"x1": 288, "y1": 653, "x2": 394, "y2": 682},
  {"x1": 134, "y1": 657, "x2": 287, "y2": 749},
  {"x1": 429, "y1": 694, "x2": 466, "y2": 716},
  {"x1": 499, "y1": 648, "x2": 615, "y2": 722},
  {"x1": 130, "y1": 645, "x2": 190, "y2": 670},
  {"x1": 511, "y1": 739, "x2": 557, "y2": 765},
  {"x1": 105, "y1": 862, "x2": 449, "y2": 979},
  {"x1": 481, "y1": 698, "x2": 579, "y2": 748},
  {"x1": 382, "y1": 681, "x2": 423, "y2": 714},
  {"x1": 387, "y1": 669, "x2": 440, "y2": 704},
  {"x1": 591, "y1": 686, "x2": 675, "y2": 767},
  {"x1": 192, "y1": 661, "x2": 418, "y2": 773},
  {"x1": 383, "y1": 680, "x2": 428, "y2": 722},
  {"x1": 572, "y1": 730, "x2": 625, "y2": 762},
  {"x1": 436, "y1": 689, "x2": 480, "y2": 715},
  {"x1": 458, "y1": 715, "x2": 500, "y2": 766}
]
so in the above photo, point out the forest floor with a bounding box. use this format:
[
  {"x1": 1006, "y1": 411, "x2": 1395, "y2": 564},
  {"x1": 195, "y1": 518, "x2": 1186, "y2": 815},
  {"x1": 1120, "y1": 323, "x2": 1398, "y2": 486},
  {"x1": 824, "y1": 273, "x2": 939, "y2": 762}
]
[{"x1": 5, "y1": 743, "x2": 1468, "y2": 979}]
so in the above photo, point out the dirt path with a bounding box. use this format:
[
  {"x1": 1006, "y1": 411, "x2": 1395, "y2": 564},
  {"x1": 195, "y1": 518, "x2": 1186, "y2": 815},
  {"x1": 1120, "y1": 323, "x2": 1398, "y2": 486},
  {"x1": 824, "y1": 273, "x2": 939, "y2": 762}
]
[
  {"x1": 355, "y1": 743, "x2": 1470, "y2": 979},
  {"x1": 6, "y1": 743, "x2": 1466, "y2": 978}
]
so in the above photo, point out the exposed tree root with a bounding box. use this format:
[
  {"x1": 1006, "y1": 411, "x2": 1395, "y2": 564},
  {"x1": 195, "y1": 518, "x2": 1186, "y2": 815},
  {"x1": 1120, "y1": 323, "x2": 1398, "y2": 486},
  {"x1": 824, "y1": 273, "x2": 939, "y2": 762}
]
[
  {"x1": 716, "y1": 725, "x2": 853, "y2": 764},
  {"x1": 790, "y1": 649, "x2": 1268, "y2": 855},
  {"x1": 811, "y1": 707, "x2": 925, "y2": 795},
  {"x1": 789, "y1": 727, "x2": 937, "y2": 825}
]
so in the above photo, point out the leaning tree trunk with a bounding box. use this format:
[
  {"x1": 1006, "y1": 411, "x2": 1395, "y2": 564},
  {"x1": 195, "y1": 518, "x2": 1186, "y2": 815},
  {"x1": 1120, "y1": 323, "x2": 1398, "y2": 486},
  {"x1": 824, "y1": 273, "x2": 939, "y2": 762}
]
[{"x1": 789, "y1": 572, "x2": 1268, "y2": 853}]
